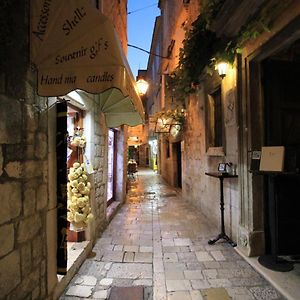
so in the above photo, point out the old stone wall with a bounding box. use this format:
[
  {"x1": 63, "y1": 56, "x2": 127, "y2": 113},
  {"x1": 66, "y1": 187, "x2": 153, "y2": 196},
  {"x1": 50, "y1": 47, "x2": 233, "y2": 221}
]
[
  {"x1": 182, "y1": 68, "x2": 240, "y2": 241},
  {"x1": 102, "y1": 0, "x2": 128, "y2": 53},
  {"x1": 0, "y1": 0, "x2": 130, "y2": 299},
  {"x1": 86, "y1": 0, "x2": 129, "y2": 238},
  {"x1": 92, "y1": 101, "x2": 109, "y2": 234},
  {"x1": 115, "y1": 126, "x2": 127, "y2": 201},
  {"x1": 0, "y1": 1, "x2": 48, "y2": 298},
  {"x1": 160, "y1": 0, "x2": 184, "y2": 60},
  {"x1": 151, "y1": 0, "x2": 300, "y2": 254},
  {"x1": 235, "y1": 0, "x2": 300, "y2": 256},
  {"x1": 138, "y1": 144, "x2": 148, "y2": 167},
  {"x1": 158, "y1": 0, "x2": 240, "y2": 241},
  {"x1": 0, "y1": 98, "x2": 48, "y2": 299},
  {"x1": 159, "y1": 138, "x2": 175, "y2": 186},
  {"x1": 159, "y1": 0, "x2": 200, "y2": 187}
]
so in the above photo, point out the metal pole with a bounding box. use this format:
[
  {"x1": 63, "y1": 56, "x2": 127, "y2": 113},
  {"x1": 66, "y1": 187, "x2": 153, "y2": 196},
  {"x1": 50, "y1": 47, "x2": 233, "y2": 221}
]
[{"x1": 220, "y1": 177, "x2": 225, "y2": 235}]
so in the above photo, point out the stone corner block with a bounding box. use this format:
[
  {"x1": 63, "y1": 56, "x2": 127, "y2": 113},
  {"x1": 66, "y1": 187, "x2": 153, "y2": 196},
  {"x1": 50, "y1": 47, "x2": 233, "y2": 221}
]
[{"x1": 5, "y1": 161, "x2": 22, "y2": 178}]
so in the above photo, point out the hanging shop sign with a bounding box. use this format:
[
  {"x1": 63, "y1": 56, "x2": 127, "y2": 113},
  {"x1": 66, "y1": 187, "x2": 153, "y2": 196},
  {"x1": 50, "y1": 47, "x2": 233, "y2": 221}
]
[
  {"x1": 155, "y1": 116, "x2": 172, "y2": 133},
  {"x1": 31, "y1": 0, "x2": 144, "y2": 127},
  {"x1": 154, "y1": 109, "x2": 185, "y2": 136}
]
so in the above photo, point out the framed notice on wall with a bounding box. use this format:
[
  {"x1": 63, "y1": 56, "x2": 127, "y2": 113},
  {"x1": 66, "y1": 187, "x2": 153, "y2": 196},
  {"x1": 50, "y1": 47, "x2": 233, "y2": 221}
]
[
  {"x1": 250, "y1": 150, "x2": 261, "y2": 171},
  {"x1": 259, "y1": 146, "x2": 285, "y2": 172}
]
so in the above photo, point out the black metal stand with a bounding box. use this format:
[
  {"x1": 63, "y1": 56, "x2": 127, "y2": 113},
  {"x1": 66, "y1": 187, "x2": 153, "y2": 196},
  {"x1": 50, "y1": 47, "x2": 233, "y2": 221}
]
[
  {"x1": 251, "y1": 171, "x2": 296, "y2": 272},
  {"x1": 205, "y1": 172, "x2": 238, "y2": 247}
]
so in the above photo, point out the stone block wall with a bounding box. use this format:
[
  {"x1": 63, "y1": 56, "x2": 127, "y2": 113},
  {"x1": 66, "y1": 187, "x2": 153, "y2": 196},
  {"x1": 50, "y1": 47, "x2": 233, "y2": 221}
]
[
  {"x1": 160, "y1": 0, "x2": 183, "y2": 59},
  {"x1": 84, "y1": 0, "x2": 128, "y2": 238},
  {"x1": 115, "y1": 126, "x2": 127, "y2": 201},
  {"x1": 160, "y1": 0, "x2": 199, "y2": 73},
  {"x1": 93, "y1": 103, "x2": 109, "y2": 234},
  {"x1": 0, "y1": 3, "x2": 48, "y2": 299},
  {"x1": 0, "y1": 0, "x2": 130, "y2": 298},
  {"x1": 157, "y1": 0, "x2": 240, "y2": 241},
  {"x1": 102, "y1": 0, "x2": 128, "y2": 53},
  {"x1": 138, "y1": 144, "x2": 149, "y2": 167},
  {"x1": 160, "y1": 138, "x2": 176, "y2": 187},
  {"x1": 0, "y1": 81, "x2": 49, "y2": 298},
  {"x1": 83, "y1": 98, "x2": 127, "y2": 240},
  {"x1": 159, "y1": 0, "x2": 201, "y2": 188},
  {"x1": 182, "y1": 69, "x2": 240, "y2": 242}
]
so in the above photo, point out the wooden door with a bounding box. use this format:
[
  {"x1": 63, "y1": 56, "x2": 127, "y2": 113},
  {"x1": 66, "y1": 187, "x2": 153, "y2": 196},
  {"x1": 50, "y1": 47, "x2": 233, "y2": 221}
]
[
  {"x1": 263, "y1": 59, "x2": 300, "y2": 255},
  {"x1": 174, "y1": 142, "x2": 182, "y2": 188}
]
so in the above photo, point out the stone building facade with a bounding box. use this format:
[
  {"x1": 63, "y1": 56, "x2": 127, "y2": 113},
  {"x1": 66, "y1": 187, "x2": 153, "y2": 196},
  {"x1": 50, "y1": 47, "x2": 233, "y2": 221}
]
[
  {"x1": 146, "y1": 0, "x2": 300, "y2": 260},
  {"x1": 0, "y1": 0, "x2": 133, "y2": 299},
  {"x1": 146, "y1": 16, "x2": 162, "y2": 172}
]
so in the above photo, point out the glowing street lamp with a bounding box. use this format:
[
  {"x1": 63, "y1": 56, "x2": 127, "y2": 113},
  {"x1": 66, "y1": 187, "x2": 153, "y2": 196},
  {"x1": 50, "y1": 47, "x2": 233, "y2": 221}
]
[
  {"x1": 216, "y1": 61, "x2": 229, "y2": 79},
  {"x1": 136, "y1": 78, "x2": 149, "y2": 95}
]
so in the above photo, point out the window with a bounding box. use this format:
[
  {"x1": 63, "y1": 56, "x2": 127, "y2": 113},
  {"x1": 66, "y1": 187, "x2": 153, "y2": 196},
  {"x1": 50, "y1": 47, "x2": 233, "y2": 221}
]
[{"x1": 206, "y1": 87, "x2": 225, "y2": 156}]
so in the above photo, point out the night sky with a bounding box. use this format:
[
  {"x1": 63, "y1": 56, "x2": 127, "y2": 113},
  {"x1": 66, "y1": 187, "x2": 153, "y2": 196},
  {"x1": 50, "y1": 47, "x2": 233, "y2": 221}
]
[{"x1": 127, "y1": 1, "x2": 160, "y2": 78}]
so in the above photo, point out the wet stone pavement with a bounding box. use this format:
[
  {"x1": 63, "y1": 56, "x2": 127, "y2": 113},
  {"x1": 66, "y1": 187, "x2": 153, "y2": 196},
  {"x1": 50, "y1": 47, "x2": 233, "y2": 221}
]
[{"x1": 60, "y1": 168, "x2": 285, "y2": 300}]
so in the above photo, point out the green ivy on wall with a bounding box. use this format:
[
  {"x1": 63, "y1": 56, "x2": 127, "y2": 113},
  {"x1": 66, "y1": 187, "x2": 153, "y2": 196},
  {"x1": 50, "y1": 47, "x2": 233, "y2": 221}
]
[
  {"x1": 167, "y1": 0, "x2": 292, "y2": 101},
  {"x1": 155, "y1": 108, "x2": 186, "y2": 126}
]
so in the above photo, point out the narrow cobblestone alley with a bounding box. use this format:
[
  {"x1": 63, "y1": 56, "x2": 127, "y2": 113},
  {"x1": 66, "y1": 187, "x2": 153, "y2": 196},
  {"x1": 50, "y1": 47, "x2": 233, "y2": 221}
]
[{"x1": 60, "y1": 169, "x2": 285, "y2": 300}]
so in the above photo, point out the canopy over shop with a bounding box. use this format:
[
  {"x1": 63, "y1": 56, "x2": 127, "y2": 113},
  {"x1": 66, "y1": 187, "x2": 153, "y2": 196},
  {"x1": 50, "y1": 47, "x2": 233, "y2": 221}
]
[{"x1": 31, "y1": 0, "x2": 145, "y2": 128}]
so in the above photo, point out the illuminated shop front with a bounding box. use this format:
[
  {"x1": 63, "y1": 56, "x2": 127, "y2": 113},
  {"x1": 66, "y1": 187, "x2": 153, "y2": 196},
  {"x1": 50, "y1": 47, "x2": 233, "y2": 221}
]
[{"x1": 30, "y1": 0, "x2": 144, "y2": 285}]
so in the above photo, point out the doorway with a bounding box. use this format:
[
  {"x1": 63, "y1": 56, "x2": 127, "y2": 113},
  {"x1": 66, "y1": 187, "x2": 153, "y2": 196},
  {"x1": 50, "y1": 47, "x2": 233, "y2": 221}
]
[
  {"x1": 66, "y1": 105, "x2": 86, "y2": 242},
  {"x1": 107, "y1": 129, "x2": 116, "y2": 205},
  {"x1": 174, "y1": 142, "x2": 182, "y2": 188},
  {"x1": 146, "y1": 146, "x2": 149, "y2": 166},
  {"x1": 262, "y1": 57, "x2": 300, "y2": 256}
]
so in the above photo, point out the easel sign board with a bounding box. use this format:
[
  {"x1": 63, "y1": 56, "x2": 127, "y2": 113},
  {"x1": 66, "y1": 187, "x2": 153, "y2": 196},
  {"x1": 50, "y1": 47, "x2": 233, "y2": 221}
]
[{"x1": 259, "y1": 146, "x2": 285, "y2": 172}]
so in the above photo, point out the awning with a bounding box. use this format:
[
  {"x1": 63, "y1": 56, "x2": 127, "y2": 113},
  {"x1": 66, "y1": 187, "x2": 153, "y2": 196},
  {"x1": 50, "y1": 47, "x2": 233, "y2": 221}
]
[{"x1": 30, "y1": 0, "x2": 144, "y2": 127}]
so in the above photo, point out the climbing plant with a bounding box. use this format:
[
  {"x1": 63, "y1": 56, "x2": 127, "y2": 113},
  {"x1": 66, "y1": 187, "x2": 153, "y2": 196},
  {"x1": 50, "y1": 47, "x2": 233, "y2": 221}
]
[
  {"x1": 167, "y1": 0, "x2": 292, "y2": 101},
  {"x1": 155, "y1": 108, "x2": 186, "y2": 126}
]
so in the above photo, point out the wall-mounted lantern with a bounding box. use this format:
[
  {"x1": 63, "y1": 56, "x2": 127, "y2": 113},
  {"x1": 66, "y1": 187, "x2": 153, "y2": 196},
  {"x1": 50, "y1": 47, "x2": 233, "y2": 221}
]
[
  {"x1": 136, "y1": 78, "x2": 149, "y2": 96},
  {"x1": 216, "y1": 61, "x2": 229, "y2": 79}
]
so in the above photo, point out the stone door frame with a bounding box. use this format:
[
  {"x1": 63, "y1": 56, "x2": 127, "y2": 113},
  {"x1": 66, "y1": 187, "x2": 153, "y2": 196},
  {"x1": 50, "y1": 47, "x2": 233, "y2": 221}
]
[{"x1": 237, "y1": 16, "x2": 300, "y2": 256}]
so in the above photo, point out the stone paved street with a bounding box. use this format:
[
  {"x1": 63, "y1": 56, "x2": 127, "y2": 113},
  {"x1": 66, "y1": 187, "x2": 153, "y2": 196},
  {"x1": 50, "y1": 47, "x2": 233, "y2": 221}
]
[{"x1": 60, "y1": 169, "x2": 285, "y2": 300}]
